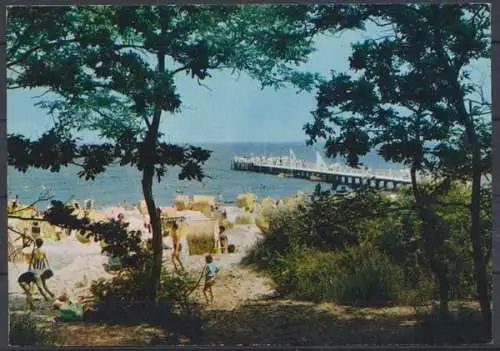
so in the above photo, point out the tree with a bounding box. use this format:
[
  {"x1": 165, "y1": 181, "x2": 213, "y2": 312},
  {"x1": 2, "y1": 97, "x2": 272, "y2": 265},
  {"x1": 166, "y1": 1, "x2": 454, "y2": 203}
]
[
  {"x1": 303, "y1": 4, "x2": 491, "y2": 322},
  {"x1": 7, "y1": 5, "x2": 368, "y2": 301}
]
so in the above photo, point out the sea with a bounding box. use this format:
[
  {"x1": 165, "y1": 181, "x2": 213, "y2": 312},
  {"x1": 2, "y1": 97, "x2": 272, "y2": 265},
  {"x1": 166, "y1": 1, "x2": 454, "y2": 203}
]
[{"x1": 7, "y1": 142, "x2": 403, "y2": 209}]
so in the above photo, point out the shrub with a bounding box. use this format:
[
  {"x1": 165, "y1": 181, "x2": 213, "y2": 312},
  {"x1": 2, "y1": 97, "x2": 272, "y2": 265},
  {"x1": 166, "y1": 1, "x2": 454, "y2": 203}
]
[
  {"x1": 9, "y1": 313, "x2": 55, "y2": 346},
  {"x1": 270, "y1": 246, "x2": 408, "y2": 306},
  {"x1": 246, "y1": 183, "x2": 491, "y2": 309},
  {"x1": 89, "y1": 264, "x2": 200, "y2": 324}
]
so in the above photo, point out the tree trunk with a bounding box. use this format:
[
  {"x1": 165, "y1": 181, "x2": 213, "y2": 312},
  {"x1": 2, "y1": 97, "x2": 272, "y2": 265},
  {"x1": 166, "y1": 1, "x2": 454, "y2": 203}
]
[
  {"x1": 431, "y1": 25, "x2": 491, "y2": 327},
  {"x1": 411, "y1": 164, "x2": 449, "y2": 320},
  {"x1": 459, "y1": 99, "x2": 491, "y2": 327},
  {"x1": 142, "y1": 51, "x2": 166, "y2": 302},
  {"x1": 142, "y1": 165, "x2": 162, "y2": 301}
]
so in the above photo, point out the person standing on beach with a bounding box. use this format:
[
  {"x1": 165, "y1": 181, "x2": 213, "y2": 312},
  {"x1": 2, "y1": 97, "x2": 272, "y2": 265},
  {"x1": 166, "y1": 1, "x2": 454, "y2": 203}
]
[
  {"x1": 171, "y1": 221, "x2": 184, "y2": 271},
  {"x1": 203, "y1": 254, "x2": 219, "y2": 305},
  {"x1": 116, "y1": 213, "x2": 125, "y2": 224},
  {"x1": 11, "y1": 194, "x2": 19, "y2": 210},
  {"x1": 216, "y1": 192, "x2": 224, "y2": 207},
  {"x1": 219, "y1": 225, "x2": 228, "y2": 254}
]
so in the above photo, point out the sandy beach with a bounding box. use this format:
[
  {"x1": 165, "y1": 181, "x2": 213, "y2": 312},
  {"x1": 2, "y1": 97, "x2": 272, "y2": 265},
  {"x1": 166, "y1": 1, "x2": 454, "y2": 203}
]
[{"x1": 8, "y1": 203, "x2": 265, "y2": 310}]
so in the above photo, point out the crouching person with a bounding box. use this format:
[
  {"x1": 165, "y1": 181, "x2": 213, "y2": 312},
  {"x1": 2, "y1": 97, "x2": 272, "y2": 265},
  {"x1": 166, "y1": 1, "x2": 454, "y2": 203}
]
[{"x1": 26, "y1": 238, "x2": 55, "y2": 303}]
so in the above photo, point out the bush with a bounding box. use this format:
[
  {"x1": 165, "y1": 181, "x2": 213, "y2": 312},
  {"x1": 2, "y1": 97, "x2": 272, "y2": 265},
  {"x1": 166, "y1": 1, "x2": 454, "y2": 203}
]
[
  {"x1": 269, "y1": 246, "x2": 407, "y2": 306},
  {"x1": 9, "y1": 313, "x2": 55, "y2": 346},
  {"x1": 246, "y1": 183, "x2": 491, "y2": 309},
  {"x1": 89, "y1": 265, "x2": 200, "y2": 324}
]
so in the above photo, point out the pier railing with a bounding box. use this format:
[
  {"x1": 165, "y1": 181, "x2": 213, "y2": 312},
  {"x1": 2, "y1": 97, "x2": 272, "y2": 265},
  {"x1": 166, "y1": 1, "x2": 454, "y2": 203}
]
[{"x1": 232, "y1": 156, "x2": 412, "y2": 183}]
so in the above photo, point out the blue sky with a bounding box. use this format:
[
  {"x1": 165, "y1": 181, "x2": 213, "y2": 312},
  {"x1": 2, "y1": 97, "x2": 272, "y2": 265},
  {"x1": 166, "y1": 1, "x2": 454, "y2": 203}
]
[{"x1": 7, "y1": 25, "x2": 491, "y2": 144}]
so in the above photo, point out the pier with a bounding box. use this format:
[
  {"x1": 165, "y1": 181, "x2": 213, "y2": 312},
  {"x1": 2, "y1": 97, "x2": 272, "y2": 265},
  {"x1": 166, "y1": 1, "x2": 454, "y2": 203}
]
[{"x1": 230, "y1": 149, "x2": 412, "y2": 191}]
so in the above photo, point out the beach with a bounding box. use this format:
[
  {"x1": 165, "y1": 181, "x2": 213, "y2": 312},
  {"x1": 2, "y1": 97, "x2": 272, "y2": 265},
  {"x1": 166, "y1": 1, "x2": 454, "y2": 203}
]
[
  {"x1": 8, "y1": 202, "x2": 266, "y2": 311},
  {"x1": 7, "y1": 142, "x2": 404, "y2": 210}
]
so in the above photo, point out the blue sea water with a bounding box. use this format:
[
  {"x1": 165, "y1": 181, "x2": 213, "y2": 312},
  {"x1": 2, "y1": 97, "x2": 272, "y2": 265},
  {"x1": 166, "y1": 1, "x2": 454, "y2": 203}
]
[{"x1": 7, "y1": 142, "x2": 403, "y2": 209}]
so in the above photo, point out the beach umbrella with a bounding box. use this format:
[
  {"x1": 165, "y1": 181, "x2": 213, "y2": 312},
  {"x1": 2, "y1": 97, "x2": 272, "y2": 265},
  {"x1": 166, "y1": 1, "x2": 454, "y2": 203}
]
[
  {"x1": 40, "y1": 222, "x2": 58, "y2": 241},
  {"x1": 86, "y1": 211, "x2": 107, "y2": 222}
]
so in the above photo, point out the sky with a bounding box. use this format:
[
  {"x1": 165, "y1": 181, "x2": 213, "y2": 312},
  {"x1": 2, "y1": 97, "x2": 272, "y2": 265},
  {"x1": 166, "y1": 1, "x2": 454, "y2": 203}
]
[{"x1": 7, "y1": 18, "x2": 491, "y2": 144}]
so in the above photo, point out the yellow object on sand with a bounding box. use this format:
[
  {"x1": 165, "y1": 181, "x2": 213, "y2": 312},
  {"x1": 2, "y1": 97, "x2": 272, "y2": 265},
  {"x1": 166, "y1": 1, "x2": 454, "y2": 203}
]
[
  {"x1": 255, "y1": 215, "x2": 270, "y2": 234},
  {"x1": 235, "y1": 212, "x2": 255, "y2": 225},
  {"x1": 76, "y1": 230, "x2": 92, "y2": 244},
  {"x1": 190, "y1": 195, "x2": 215, "y2": 212},
  {"x1": 261, "y1": 197, "x2": 275, "y2": 211},
  {"x1": 40, "y1": 222, "x2": 59, "y2": 241},
  {"x1": 175, "y1": 196, "x2": 191, "y2": 211},
  {"x1": 86, "y1": 211, "x2": 107, "y2": 222},
  {"x1": 12, "y1": 206, "x2": 37, "y2": 219},
  {"x1": 284, "y1": 197, "x2": 298, "y2": 208},
  {"x1": 236, "y1": 193, "x2": 257, "y2": 212},
  {"x1": 138, "y1": 200, "x2": 148, "y2": 216},
  {"x1": 161, "y1": 207, "x2": 177, "y2": 218}
]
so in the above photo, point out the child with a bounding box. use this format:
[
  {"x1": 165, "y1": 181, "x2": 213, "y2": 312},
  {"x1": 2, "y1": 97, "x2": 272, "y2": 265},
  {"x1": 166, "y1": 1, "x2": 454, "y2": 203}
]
[
  {"x1": 203, "y1": 254, "x2": 219, "y2": 305},
  {"x1": 29, "y1": 238, "x2": 55, "y2": 301}
]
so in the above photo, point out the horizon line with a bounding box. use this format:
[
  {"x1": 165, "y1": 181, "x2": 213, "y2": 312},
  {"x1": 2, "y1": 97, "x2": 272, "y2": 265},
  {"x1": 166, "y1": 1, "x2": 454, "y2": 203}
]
[{"x1": 76, "y1": 140, "x2": 317, "y2": 146}]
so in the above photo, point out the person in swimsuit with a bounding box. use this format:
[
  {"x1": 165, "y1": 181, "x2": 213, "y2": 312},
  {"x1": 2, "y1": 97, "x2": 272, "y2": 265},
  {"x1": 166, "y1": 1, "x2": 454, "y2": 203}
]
[
  {"x1": 203, "y1": 254, "x2": 219, "y2": 305},
  {"x1": 17, "y1": 271, "x2": 37, "y2": 310},
  {"x1": 219, "y1": 225, "x2": 228, "y2": 254},
  {"x1": 31, "y1": 239, "x2": 55, "y2": 299},
  {"x1": 20, "y1": 239, "x2": 54, "y2": 309},
  {"x1": 171, "y1": 221, "x2": 184, "y2": 271}
]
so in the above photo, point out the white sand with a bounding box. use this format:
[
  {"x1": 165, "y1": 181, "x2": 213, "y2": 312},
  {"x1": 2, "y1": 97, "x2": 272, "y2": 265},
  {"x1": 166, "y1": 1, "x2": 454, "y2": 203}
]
[{"x1": 9, "y1": 205, "x2": 263, "y2": 307}]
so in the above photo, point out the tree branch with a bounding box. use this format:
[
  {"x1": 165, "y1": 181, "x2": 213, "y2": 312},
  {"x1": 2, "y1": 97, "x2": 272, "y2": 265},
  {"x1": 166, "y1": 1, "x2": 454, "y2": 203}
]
[
  {"x1": 197, "y1": 78, "x2": 212, "y2": 91},
  {"x1": 8, "y1": 193, "x2": 54, "y2": 215},
  {"x1": 172, "y1": 65, "x2": 189, "y2": 75},
  {"x1": 7, "y1": 38, "x2": 78, "y2": 68}
]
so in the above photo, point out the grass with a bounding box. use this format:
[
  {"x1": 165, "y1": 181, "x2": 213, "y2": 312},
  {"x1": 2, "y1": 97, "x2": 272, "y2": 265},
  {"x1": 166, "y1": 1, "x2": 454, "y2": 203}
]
[{"x1": 9, "y1": 313, "x2": 56, "y2": 346}]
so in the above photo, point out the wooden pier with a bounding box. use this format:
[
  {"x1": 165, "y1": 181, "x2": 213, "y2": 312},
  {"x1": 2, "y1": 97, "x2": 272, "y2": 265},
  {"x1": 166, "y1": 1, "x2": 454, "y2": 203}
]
[{"x1": 230, "y1": 150, "x2": 412, "y2": 191}]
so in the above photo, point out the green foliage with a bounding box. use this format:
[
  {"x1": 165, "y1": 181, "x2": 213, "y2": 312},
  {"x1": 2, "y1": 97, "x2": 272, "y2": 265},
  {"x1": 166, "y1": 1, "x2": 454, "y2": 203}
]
[
  {"x1": 304, "y1": 4, "x2": 490, "y2": 176},
  {"x1": 269, "y1": 246, "x2": 407, "y2": 306},
  {"x1": 250, "y1": 184, "x2": 391, "y2": 254},
  {"x1": 89, "y1": 263, "x2": 199, "y2": 322},
  {"x1": 40, "y1": 200, "x2": 150, "y2": 270},
  {"x1": 5, "y1": 5, "x2": 372, "y2": 303},
  {"x1": 6, "y1": 5, "x2": 329, "y2": 301},
  {"x1": 9, "y1": 313, "x2": 55, "y2": 346},
  {"x1": 246, "y1": 182, "x2": 491, "y2": 308},
  {"x1": 301, "y1": 4, "x2": 491, "y2": 322}
]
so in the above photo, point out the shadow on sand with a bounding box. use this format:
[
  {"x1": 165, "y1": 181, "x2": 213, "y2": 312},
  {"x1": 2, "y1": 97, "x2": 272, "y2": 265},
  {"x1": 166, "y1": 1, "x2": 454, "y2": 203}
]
[
  {"x1": 9, "y1": 293, "x2": 491, "y2": 346},
  {"x1": 201, "y1": 301, "x2": 491, "y2": 346}
]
